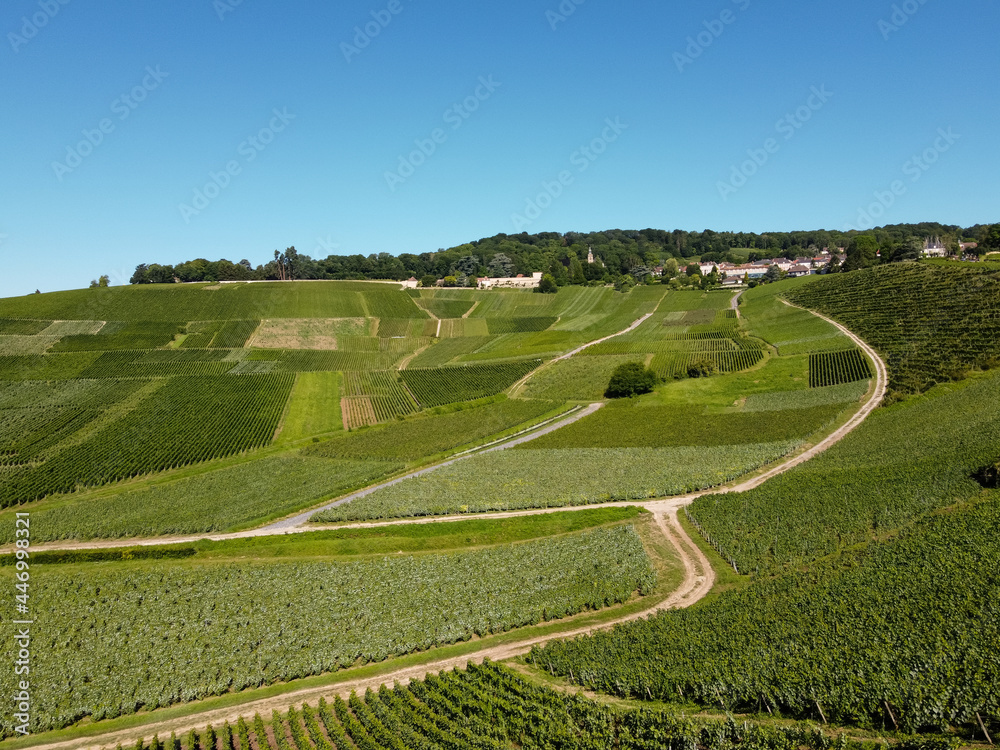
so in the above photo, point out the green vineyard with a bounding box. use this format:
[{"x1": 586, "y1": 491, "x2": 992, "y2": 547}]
[
  {"x1": 400, "y1": 361, "x2": 541, "y2": 407},
  {"x1": 0, "y1": 318, "x2": 50, "y2": 335},
  {"x1": 537, "y1": 497, "x2": 1000, "y2": 735},
  {"x1": 8, "y1": 526, "x2": 653, "y2": 734},
  {"x1": 809, "y1": 349, "x2": 873, "y2": 388},
  {"x1": 342, "y1": 371, "x2": 418, "y2": 426},
  {"x1": 3, "y1": 273, "x2": 981, "y2": 749},
  {"x1": 651, "y1": 348, "x2": 765, "y2": 380},
  {"x1": 48, "y1": 321, "x2": 183, "y2": 351},
  {"x1": 99, "y1": 660, "x2": 953, "y2": 750},
  {"x1": 0, "y1": 374, "x2": 294, "y2": 505},
  {"x1": 304, "y1": 398, "x2": 560, "y2": 462},
  {"x1": 486, "y1": 317, "x2": 558, "y2": 334},
  {"x1": 786, "y1": 263, "x2": 1000, "y2": 393}
]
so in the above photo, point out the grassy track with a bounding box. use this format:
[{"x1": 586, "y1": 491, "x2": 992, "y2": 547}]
[
  {"x1": 277, "y1": 371, "x2": 344, "y2": 443},
  {"x1": 741, "y1": 280, "x2": 854, "y2": 355}
]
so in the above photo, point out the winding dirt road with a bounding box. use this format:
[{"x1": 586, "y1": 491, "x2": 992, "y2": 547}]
[
  {"x1": 19, "y1": 301, "x2": 888, "y2": 750},
  {"x1": 30, "y1": 502, "x2": 714, "y2": 750}
]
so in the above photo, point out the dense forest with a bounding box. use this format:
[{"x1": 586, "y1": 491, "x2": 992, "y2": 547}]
[{"x1": 127, "y1": 223, "x2": 999, "y2": 286}]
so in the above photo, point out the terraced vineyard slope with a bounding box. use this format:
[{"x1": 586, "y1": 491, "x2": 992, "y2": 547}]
[{"x1": 784, "y1": 263, "x2": 1000, "y2": 395}]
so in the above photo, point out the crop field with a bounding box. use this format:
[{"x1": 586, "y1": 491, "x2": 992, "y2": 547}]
[
  {"x1": 249, "y1": 318, "x2": 372, "y2": 349},
  {"x1": 0, "y1": 334, "x2": 62, "y2": 354},
  {"x1": 415, "y1": 294, "x2": 476, "y2": 319},
  {"x1": 1, "y1": 525, "x2": 654, "y2": 734},
  {"x1": 400, "y1": 361, "x2": 541, "y2": 407},
  {"x1": 687, "y1": 370, "x2": 1000, "y2": 574},
  {"x1": 0, "y1": 378, "x2": 151, "y2": 470},
  {"x1": 657, "y1": 290, "x2": 736, "y2": 311},
  {"x1": 179, "y1": 319, "x2": 224, "y2": 348},
  {"x1": 0, "y1": 455, "x2": 399, "y2": 541},
  {"x1": 785, "y1": 264, "x2": 1000, "y2": 394},
  {"x1": 519, "y1": 355, "x2": 639, "y2": 401},
  {"x1": 342, "y1": 370, "x2": 417, "y2": 426},
  {"x1": 0, "y1": 352, "x2": 100, "y2": 380},
  {"x1": 584, "y1": 338, "x2": 739, "y2": 354},
  {"x1": 315, "y1": 441, "x2": 800, "y2": 521},
  {"x1": 0, "y1": 374, "x2": 294, "y2": 506},
  {"x1": 650, "y1": 348, "x2": 765, "y2": 380},
  {"x1": 407, "y1": 335, "x2": 495, "y2": 367},
  {"x1": 457, "y1": 331, "x2": 584, "y2": 361},
  {"x1": 38, "y1": 320, "x2": 105, "y2": 336},
  {"x1": 524, "y1": 401, "x2": 847, "y2": 449},
  {"x1": 437, "y1": 317, "x2": 491, "y2": 338},
  {"x1": 570, "y1": 291, "x2": 768, "y2": 383},
  {"x1": 77, "y1": 351, "x2": 236, "y2": 378},
  {"x1": 0, "y1": 318, "x2": 50, "y2": 335},
  {"x1": 119, "y1": 661, "x2": 940, "y2": 750},
  {"x1": 305, "y1": 397, "x2": 560, "y2": 461},
  {"x1": 538, "y1": 497, "x2": 1000, "y2": 734},
  {"x1": 741, "y1": 281, "x2": 854, "y2": 355},
  {"x1": 742, "y1": 380, "x2": 869, "y2": 412},
  {"x1": 211, "y1": 319, "x2": 259, "y2": 348},
  {"x1": 245, "y1": 349, "x2": 401, "y2": 372},
  {"x1": 377, "y1": 317, "x2": 437, "y2": 338},
  {"x1": 809, "y1": 348, "x2": 873, "y2": 387},
  {"x1": 342, "y1": 396, "x2": 378, "y2": 429},
  {"x1": 485, "y1": 317, "x2": 558, "y2": 334},
  {"x1": 0, "y1": 281, "x2": 430, "y2": 321},
  {"x1": 49, "y1": 321, "x2": 184, "y2": 351}
]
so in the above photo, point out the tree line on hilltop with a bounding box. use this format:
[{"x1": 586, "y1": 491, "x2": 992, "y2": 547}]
[{"x1": 125, "y1": 223, "x2": 1000, "y2": 287}]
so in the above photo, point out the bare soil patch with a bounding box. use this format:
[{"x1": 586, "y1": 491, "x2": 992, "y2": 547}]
[{"x1": 251, "y1": 319, "x2": 371, "y2": 350}]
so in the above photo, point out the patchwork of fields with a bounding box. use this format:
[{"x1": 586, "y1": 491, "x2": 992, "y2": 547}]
[
  {"x1": 318, "y1": 289, "x2": 872, "y2": 523},
  {"x1": 1, "y1": 281, "x2": 840, "y2": 537},
  {"x1": 9, "y1": 272, "x2": 994, "y2": 749}
]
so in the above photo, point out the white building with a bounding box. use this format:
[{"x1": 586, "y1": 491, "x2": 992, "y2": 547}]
[
  {"x1": 477, "y1": 272, "x2": 543, "y2": 290},
  {"x1": 922, "y1": 237, "x2": 948, "y2": 258},
  {"x1": 699, "y1": 262, "x2": 719, "y2": 277}
]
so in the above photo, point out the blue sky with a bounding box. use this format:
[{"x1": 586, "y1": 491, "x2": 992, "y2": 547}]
[{"x1": 1, "y1": 0, "x2": 997, "y2": 296}]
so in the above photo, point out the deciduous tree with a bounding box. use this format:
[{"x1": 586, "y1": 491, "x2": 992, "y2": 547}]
[{"x1": 605, "y1": 362, "x2": 659, "y2": 398}]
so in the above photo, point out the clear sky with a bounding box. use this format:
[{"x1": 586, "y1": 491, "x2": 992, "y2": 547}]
[{"x1": 1, "y1": 0, "x2": 997, "y2": 297}]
